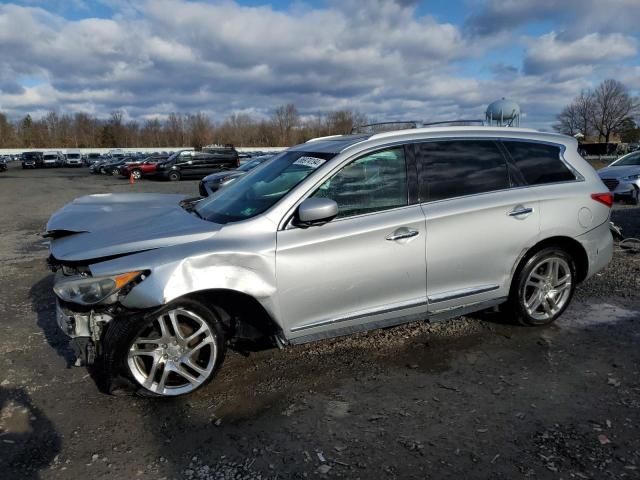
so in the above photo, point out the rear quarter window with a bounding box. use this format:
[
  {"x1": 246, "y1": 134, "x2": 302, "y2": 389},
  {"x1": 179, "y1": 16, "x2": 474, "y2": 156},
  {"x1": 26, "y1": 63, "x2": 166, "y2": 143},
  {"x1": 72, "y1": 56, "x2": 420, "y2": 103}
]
[{"x1": 502, "y1": 141, "x2": 575, "y2": 185}]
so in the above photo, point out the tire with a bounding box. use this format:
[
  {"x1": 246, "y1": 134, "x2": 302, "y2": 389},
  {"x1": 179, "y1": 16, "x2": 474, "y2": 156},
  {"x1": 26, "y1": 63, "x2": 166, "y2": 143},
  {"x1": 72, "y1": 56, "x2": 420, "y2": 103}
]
[
  {"x1": 97, "y1": 298, "x2": 226, "y2": 397},
  {"x1": 131, "y1": 169, "x2": 142, "y2": 180},
  {"x1": 629, "y1": 186, "x2": 639, "y2": 206},
  {"x1": 99, "y1": 167, "x2": 106, "y2": 174},
  {"x1": 505, "y1": 247, "x2": 576, "y2": 326},
  {"x1": 112, "y1": 169, "x2": 120, "y2": 176},
  {"x1": 168, "y1": 171, "x2": 181, "y2": 181}
]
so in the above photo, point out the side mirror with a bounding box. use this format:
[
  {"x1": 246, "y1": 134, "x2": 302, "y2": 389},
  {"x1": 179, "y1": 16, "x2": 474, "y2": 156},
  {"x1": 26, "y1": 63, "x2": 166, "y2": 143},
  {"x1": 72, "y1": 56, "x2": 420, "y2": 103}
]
[{"x1": 294, "y1": 198, "x2": 338, "y2": 228}]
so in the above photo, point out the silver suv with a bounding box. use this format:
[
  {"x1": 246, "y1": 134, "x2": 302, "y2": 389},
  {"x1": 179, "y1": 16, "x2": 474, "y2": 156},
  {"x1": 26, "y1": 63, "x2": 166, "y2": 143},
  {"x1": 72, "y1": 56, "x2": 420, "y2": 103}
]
[{"x1": 46, "y1": 126, "x2": 613, "y2": 397}]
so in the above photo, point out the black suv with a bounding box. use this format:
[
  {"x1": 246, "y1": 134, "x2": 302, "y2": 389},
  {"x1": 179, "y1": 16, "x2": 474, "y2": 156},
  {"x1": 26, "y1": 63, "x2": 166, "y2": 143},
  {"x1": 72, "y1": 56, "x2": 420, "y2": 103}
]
[
  {"x1": 155, "y1": 147, "x2": 240, "y2": 181},
  {"x1": 22, "y1": 151, "x2": 43, "y2": 169}
]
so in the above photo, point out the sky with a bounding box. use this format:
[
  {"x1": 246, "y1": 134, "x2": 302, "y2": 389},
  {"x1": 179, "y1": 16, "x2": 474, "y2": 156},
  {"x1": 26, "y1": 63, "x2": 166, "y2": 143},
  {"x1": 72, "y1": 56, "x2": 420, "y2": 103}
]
[{"x1": 0, "y1": 0, "x2": 639, "y2": 130}]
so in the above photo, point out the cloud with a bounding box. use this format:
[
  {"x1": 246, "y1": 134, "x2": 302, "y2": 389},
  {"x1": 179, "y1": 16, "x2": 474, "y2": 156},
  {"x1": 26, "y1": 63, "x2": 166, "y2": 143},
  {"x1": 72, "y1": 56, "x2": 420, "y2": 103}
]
[
  {"x1": 0, "y1": 0, "x2": 637, "y2": 130},
  {"x1": 523, "y1": 32, "x2": 637, "y2": 76},
  {"x1": 466, "y1": 0, "x2": 640, "y2": 38}
]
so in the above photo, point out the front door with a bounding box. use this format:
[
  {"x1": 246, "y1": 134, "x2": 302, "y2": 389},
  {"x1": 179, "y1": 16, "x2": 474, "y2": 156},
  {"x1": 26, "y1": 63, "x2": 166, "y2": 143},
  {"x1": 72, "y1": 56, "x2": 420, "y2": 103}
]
[{"x1": 276, "y1": 146, "x2": 427, "y2": 341}]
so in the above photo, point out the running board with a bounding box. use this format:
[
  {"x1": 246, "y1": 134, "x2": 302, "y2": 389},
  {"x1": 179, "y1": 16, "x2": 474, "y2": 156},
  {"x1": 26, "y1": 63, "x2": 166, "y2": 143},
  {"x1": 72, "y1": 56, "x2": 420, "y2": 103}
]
[{"x1": 287, "y1": 297, "x2": 507, "y2": 346}]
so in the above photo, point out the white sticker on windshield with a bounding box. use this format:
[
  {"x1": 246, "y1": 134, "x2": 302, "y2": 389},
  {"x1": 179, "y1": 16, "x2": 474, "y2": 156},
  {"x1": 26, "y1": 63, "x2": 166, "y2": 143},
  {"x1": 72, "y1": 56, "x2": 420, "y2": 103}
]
[{"x1": 293, "y1": 156, "x2": 327, "y2": 169}]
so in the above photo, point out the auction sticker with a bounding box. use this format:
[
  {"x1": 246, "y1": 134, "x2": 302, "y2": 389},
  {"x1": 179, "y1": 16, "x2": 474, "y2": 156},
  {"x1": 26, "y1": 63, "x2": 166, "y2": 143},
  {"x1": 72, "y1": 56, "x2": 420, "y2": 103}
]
[{"x1": 293, "y1": 156, "x2": 327, "y2": 169}]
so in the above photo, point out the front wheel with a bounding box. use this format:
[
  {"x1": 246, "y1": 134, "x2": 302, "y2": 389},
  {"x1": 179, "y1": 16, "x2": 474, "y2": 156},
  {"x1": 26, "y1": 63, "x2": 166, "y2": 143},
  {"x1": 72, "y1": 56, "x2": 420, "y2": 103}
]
[
  {"x1": 99, "y1": 299, "x2": 226, "y2": 397},
  {"x1": 131, "y1": 169, "x2": 142, "y2": 180},
  {"x1": 505, "y1": 247, "x2": 576, "y2": 326},
  {"x1": 629, "y1": 186, "x2": 639, "y2": 206}
]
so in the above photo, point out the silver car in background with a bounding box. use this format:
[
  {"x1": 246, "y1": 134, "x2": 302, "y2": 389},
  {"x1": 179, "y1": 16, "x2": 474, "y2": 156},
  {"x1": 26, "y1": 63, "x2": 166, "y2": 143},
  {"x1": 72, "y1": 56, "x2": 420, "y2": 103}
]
[
  {"x1": 45, "y1": 126, "x2": 613, "y2": 397},
  {"x1": 598, "y1": 151, "x2": 640, "y2": 205}
]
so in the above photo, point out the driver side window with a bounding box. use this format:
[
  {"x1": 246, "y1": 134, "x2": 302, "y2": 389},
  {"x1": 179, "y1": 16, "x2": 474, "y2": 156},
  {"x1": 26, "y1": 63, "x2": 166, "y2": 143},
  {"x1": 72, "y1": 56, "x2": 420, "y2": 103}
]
[{"x1": 311, "y1": 147, "x2": 408, "y2": 219}]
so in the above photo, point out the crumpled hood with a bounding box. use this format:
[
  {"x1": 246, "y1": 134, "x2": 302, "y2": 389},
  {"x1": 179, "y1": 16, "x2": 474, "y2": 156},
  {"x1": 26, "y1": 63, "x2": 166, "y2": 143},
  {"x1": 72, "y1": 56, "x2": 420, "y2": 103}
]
[
  {"x1": 598, "y1": 165, "x2": 640, "y2": 178},
  {"x1": 46, "y1": 193, "x2": 221, "y2": 262}
]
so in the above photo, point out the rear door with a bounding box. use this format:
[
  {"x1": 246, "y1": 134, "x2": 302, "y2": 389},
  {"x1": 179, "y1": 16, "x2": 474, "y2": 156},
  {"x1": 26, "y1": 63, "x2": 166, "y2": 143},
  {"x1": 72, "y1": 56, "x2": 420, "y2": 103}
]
[{"x1": 415, "y1": 139, "x2": 541, "y2": 312}]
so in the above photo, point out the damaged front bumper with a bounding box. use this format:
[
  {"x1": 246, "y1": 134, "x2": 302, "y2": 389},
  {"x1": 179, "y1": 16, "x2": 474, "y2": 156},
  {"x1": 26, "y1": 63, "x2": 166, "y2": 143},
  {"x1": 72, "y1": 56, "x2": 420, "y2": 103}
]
[{"x1": 56, "y1": 299, "x2": 114, "y2": 366}]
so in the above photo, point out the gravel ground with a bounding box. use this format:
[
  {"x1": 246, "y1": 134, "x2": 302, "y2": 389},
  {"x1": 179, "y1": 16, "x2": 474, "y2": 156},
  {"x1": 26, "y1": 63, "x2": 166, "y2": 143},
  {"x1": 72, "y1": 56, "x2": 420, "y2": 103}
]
[{"x1": 0, "y1": 163, "x2": 639, "y2": 480}]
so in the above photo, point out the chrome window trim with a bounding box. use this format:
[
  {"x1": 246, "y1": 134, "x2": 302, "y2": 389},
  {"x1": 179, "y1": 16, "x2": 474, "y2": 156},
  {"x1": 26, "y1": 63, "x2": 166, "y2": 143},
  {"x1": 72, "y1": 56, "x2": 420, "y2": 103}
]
[
  {"x1": 277, "y1": 135, "x2": 584, "y2": 230},
  {"x1": 290, "y1": 296, "x2": 426, "y2": 333},
  {"x1": 428, "y1": 284, "x2": 499, "y2": 304}
]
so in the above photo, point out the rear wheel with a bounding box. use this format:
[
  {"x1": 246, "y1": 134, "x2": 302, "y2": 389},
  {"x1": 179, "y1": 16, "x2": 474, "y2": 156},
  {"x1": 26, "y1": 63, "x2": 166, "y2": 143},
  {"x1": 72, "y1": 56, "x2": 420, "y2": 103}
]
[
  {"x1": 168, "y1": 171, "x2": 181, "y2": 181},
  {"x1": 505, "y1": 247, "x2": 576, "y2": 326},
  {"x1": 131, "y1": 169, "x2": 142, "y2": 180},
  {"x1": 98, "y1": 299, "x2": 226, "y2": 397}
]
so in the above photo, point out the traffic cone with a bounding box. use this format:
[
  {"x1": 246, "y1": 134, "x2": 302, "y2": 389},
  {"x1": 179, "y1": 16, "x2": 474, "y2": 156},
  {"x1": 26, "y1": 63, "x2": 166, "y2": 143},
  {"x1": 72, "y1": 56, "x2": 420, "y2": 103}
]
[{"x1": 129, "y1": 172, "x2": 135, "y2": 184}]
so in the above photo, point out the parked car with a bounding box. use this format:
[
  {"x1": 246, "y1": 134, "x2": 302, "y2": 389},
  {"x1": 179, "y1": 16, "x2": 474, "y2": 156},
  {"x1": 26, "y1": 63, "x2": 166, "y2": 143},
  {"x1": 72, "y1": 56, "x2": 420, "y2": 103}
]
[
  {"x1": 154, "y1": 148, "x2": 240, "y2": 181},
  {"x1": 597, "y1": 150, "x2": 640, "y2": 205},
  {"x1": 85, "y1": 153, "x2": 102, "y2": 166},
  {"x1": 65, "y1": 150, "x2": 83, "y2": 167},
  {"x1": 121, "y1": 155, "x2": 169, "y2": 179},
  {"x1": 46, "y1": 126, "x2": 613, "y2": 398},
  {"x1": 0, "y1": 157, "x2": 7, "y2": 172},
  {"x1": 21, "y1": 151, "x2": 43, "y2": 169},
  {"x1": 94, "y1": 158, "x2": 125, "y2": 175},
  {"x1": 42, "y1": 151, "x2": 64, "y2": 168},
  {"x1": 198, "y1": 154, "x2": 275, "y2": 196},
  {"x1": 103, "y1": 157, "x2": 139, "y2": 176}
]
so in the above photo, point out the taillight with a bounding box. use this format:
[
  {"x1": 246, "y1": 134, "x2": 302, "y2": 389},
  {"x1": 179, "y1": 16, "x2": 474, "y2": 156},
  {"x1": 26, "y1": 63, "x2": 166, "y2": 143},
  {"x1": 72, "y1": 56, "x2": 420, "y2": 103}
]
[{"x1": 591, "y1": 192, "x2": 614, "y2": 208}]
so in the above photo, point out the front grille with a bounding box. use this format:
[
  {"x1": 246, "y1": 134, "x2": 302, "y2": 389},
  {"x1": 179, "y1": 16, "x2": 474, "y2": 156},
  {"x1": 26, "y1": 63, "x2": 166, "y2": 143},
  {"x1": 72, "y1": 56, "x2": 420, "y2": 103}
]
[{"x1": 602, "y1": 178, "x2": 619, "y2": 191}]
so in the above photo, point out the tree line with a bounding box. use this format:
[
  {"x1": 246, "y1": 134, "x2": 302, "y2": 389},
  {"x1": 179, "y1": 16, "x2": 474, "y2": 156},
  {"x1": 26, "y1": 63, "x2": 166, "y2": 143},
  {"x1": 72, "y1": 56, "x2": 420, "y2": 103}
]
[
  {"x1": 554, "y1": 79, "x2": 640, "y2": 143},
  {"x1": 0, "y1": 105, "x2": 367, "y2": 149}
]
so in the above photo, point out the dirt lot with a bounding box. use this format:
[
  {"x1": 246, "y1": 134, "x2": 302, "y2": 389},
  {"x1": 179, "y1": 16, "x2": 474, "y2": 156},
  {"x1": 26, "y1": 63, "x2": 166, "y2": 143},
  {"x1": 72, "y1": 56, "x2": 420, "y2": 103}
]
[{"x1": 1, "y1": 163, "x2": 639, "y2": 480}]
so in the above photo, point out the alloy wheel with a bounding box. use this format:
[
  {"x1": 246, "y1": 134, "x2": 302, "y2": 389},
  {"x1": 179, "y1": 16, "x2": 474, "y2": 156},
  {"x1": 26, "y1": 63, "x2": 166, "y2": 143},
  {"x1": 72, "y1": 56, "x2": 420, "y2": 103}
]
[
  {"x1": 127, "y1": 308, "x2": 217, "y2": 396},
  {"x1": 522, "y1": 257, "x2": 572, "y2": 322}
]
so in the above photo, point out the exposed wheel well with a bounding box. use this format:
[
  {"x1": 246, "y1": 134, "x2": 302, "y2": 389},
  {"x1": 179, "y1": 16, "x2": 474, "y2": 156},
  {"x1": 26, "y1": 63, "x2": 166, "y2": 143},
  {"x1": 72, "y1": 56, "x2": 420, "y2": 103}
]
[
  {"x1": 515, "y1": 236, "x2": 589, "y2": 284},
  {"x1": 180, "y1": 289, "x2": 282, "y2": 348}
]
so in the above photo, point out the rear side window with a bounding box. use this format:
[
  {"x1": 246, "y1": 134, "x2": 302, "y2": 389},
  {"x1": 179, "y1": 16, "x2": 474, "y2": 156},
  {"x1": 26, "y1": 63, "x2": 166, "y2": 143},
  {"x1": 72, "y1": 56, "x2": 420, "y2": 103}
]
[
  {"x1": 502, "y1": 141, "x2": 575, "y2": 185},
  {"x1": 416, "y1": 140, "x2": 509, "y2": 202}
]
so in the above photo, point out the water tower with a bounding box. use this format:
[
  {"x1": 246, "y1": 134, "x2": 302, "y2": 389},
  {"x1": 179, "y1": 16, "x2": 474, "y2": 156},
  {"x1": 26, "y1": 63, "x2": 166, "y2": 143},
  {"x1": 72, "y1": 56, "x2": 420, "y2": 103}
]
[{"x1": 485, "y1": 98, "x2": 521, "y2": 127}]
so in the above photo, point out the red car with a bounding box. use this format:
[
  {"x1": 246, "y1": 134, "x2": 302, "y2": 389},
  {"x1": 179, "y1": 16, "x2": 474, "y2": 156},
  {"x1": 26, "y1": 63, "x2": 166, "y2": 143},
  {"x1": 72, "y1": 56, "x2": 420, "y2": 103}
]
[{"x1": 120, "y1": 156, "x2": 167, "y2": 179}]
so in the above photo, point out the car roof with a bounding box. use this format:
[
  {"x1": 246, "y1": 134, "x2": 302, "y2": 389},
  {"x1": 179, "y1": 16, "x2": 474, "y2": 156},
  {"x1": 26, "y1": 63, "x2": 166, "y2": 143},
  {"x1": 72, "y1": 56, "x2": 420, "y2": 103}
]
[{"x1": 299, "y1": 126, "x2": 574, "y2": 155}]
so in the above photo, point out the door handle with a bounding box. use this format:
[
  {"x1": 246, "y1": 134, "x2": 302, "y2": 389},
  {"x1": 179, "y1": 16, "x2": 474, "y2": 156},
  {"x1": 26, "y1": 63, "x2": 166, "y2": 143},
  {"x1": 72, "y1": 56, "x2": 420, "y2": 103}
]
[
  {"x1": 386, "y1": 228, "x2": 419, "y2": 241},
  {"x1": 509, "y1": 206, "x2": 534, "y2": 217}
]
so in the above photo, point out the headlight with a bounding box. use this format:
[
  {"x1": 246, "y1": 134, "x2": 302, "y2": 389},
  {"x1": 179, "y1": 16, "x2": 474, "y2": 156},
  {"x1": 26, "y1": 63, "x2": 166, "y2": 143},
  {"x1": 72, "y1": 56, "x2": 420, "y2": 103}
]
[
  {"x1": 622, "y1": 174, "x2": 640, "y2": 181},
  {"x1": 54, "y1": 271, "x2": 143, "y2": 306}
]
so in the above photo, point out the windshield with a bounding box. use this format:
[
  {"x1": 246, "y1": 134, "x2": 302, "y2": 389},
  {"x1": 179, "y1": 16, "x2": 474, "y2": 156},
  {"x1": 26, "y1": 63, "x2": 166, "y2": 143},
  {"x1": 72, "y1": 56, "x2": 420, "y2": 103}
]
[
  {"x1": 238, "y1": 156, "x2": 274, "y2": 172},
  {"x1": 195, "y1": 150, "x2": 336, "y2": 224},
  {"x1": 67, "y1": 154, "x2": 80, "y2": 159},
  {"x1": 612, "y1": 152, "x2": 640, "y2": 166},
  {"x1": 43, "y1": 155, "x2": 57, "y2": 160}
]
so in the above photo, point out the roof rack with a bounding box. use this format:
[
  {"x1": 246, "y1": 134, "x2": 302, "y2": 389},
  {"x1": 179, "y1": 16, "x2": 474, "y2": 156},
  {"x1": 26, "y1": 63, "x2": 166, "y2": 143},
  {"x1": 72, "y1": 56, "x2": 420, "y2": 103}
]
[
  {"x1": 351, "y1": 121, "x2": 422, "y2": 134},
  {"x1": 351, "y1": 119, "x2": 486, "y2": 134}
]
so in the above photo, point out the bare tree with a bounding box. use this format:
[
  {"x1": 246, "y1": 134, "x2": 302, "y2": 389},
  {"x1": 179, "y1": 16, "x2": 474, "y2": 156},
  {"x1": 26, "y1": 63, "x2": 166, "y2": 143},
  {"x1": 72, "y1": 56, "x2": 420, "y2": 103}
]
[
  {"x1": 591, "y1": 79, "x2": 638, "y2": 144},
  {"x1": 272, "y1": 104, "x2": 299, "y2": 146},
  {"x1": 326, "y1": 110, "x2": 367, "y2": 135},
  {"x1": 188, "y1": 112, "x2": 213, "y2": 150}
]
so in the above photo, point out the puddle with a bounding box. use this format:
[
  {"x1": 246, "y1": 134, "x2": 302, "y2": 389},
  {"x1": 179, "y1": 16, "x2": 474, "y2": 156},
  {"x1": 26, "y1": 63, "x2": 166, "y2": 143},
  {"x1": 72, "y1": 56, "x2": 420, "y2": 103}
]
[{"x1": 560, "y1": 302, "x2": 638, "y2": 329}]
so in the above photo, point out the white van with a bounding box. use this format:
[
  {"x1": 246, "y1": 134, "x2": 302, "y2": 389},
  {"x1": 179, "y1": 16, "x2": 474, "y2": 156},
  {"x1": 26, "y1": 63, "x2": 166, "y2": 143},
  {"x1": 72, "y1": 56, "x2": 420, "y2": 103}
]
[
  {"x1": 65, "y1": 149, "x2": 83, "y2": 167},
  {"x1": 42, "y1": 151, "x2": 63, "y2": 168}
]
